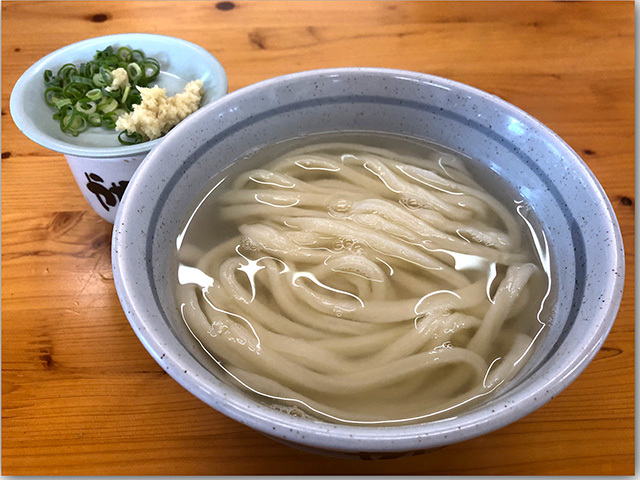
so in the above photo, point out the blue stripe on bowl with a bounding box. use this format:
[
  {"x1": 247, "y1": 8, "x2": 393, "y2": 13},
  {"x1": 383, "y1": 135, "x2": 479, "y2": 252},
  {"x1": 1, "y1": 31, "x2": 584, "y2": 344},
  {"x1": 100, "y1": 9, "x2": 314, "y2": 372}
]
[{"x1": 145, "y1": 94, "x2": 586, "y2": 376}]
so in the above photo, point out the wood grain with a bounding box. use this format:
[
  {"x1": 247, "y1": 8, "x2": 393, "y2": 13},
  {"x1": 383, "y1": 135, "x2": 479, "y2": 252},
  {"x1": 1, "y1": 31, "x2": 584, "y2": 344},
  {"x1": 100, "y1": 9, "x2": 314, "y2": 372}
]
[{"x1": 1, "y1": 1, "x2": 634, "y2": 475}]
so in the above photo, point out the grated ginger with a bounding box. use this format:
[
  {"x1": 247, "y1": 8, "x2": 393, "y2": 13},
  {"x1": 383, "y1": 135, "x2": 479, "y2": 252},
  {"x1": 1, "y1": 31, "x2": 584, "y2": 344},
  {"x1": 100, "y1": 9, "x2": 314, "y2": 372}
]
[
  {"x1": 115, "y1": 79, "x2": 204, "y2": 141},
  {"x1": 109, "y1": 68, "x2": 130, "y2": 90}
]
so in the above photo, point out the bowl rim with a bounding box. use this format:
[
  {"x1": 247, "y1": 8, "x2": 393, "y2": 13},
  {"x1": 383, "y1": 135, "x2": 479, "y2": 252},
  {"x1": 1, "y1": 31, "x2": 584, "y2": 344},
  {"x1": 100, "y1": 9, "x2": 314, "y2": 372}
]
[
  {"x1": 9, "y1": 32, "x2": 228, "y2": 159},
  {"x1": 112, "y1": 67, "x2": 625, "y2": 453}
]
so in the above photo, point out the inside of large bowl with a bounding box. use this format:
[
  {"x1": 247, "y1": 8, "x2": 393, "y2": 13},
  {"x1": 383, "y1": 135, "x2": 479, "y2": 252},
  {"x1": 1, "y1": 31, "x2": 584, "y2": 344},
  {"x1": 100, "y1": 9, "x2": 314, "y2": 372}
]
[
  {"x1": 14, "y1": 35, "x2": 226, "y2": 150},
  {"x1": 125, "y1": 70, "x2": 622, "y2": 442}
]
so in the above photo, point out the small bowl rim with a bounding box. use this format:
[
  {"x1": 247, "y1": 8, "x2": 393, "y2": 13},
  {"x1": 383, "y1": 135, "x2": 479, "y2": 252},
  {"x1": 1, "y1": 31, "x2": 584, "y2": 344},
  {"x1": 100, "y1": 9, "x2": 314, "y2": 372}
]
[
  {"x1": 112, "y1": 67, "x2": 625, "y2": 453},
  {"x1": 9, "y1": 32, "x2": 228, "y2": 159}
]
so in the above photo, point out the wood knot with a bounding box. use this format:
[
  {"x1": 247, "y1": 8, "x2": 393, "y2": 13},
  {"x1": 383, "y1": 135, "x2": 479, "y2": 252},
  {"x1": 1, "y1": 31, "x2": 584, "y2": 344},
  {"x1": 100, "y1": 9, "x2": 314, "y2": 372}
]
[
  {"x1": 248, "y1": 30, "x2": 267, "y2": 50},
  {"x1": 216, "y1": 1, "x2": 235, "y2": 10},
  {"x1": 49, "y1": 211, "x2": 85, "y2": 236},
  {"x1": 38, "y1": 348, "x2": 55, "y2": 371},
  {"x1": 89, "y1": 13, "x2": 110, "y2": 22},
  {"x1": 620, "y1": 196, "x2": 633, "y2": 207},
  {"x1": 306, "y1": 26, "x2": 320, "y2": 40}
]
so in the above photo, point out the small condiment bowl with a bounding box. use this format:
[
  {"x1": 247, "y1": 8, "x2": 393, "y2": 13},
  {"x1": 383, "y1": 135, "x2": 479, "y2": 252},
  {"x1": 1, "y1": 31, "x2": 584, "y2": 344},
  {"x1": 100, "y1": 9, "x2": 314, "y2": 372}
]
[
  {"x1": 112, "y1": 68, "x2": 624, "y2": 457},
  {"x1": 10, "y1": 33, "x2": 228, "y2": 223}
]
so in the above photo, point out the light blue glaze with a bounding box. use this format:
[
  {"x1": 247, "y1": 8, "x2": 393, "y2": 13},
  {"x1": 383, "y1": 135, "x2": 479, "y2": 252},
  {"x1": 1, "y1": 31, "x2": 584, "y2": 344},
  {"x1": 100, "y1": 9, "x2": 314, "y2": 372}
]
[{"x1": 10, "y1": 33, "x2": 228, "y2": 158}]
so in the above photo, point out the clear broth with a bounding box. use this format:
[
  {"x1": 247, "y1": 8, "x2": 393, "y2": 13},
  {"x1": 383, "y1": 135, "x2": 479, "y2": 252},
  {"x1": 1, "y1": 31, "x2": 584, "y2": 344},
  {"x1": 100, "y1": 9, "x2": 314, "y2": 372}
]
[{"x1": 174, "y1": 132, "x2": 552, "y2": 425}]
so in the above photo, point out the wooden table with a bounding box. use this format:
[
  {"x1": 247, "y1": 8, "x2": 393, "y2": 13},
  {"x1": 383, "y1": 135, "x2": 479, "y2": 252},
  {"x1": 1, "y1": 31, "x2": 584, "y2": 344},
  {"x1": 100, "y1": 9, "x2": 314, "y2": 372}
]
[{"x1": 2, "y1": 1, "x2": 634, "y2": 475}]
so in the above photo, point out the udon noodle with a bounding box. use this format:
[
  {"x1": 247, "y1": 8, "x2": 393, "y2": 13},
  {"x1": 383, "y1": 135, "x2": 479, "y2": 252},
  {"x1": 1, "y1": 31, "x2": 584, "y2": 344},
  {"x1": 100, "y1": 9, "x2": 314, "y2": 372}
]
[{"x1": 176, "y1": 136, "x2": 551, "y2": 425}]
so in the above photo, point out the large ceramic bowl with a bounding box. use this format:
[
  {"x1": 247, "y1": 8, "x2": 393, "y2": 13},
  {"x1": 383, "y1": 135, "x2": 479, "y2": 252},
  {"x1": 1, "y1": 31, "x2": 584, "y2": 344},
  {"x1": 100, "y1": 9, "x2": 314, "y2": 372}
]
[
  {"x1": 111, "y1": 68, "x2": 624, "y2": 457},
  {"x1": 10, "y1": 33, "x2": 228, "y2": 223}
]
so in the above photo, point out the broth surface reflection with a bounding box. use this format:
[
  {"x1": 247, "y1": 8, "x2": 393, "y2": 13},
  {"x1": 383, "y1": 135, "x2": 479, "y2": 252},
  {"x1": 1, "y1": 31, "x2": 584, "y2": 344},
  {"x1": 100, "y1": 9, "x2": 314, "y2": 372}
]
[{"x1": 175, "y1": 133, "x2": 552, "y2": 425}]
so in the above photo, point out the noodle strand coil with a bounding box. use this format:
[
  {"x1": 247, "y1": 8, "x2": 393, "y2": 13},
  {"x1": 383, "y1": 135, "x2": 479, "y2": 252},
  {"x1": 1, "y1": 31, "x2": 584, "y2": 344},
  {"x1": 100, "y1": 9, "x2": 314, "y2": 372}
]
[{"x1": 177, "y1": 140, "x2": 549, "y2": 424}]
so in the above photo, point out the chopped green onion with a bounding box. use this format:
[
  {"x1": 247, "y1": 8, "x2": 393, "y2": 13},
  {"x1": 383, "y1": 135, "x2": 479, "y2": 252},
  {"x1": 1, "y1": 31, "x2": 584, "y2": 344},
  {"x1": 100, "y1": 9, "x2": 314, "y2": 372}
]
[
  {"x1": 44, "y1": 87, "x2": 63, "y2": 107},
  {"x1": 98, "y1": 97, "x2": 118, "y2": 113},
  {"x1": 100, "y1": 86, "x2": 120, "y2": 98},
  {"x1": 126, "y1": 62, "x2": 142, "y2": 82},
  {"x1": 54, "y1": 98, "x2": 72, "y2": 109},
  {"x1": 142, "y1": 59, "x2": 160, "y2": 82},
  {"x1": 69, "y1": 75, "x2": 95, "y2": 86},
  {"x1": 43, "y1": 69, "x2": 55, "y2": 84},
  {"x1": 58, "y1": 63, "x2": 78, "y2": 79},
  {"x1": 101, "y1": 111, "x2": 119, "y2": 129},
  {"x1": 52, "y1": 104, "x2": 71, "y2": 121},
  {"x1": 42, "y1": 44, "x2": 160, "y2": 140},
  {"x1": 92, "y1": 72, "x2": 108, "y2": 87},
  {"x1": 117, "y1": 46, "x2": 132, "y2": 62},
  {"x1": 86, "y1": 88, "x2": 102, "y2": 101},
  {"x1": 61, "y1": 108, "x2": 88, "y2": 135},
  {"x1": 87, "y1": 113, "x2": 102, "y2": 126},
  {"x1": 131, "y1": 49, "x2": 145, "y2": 62},
  {"x1": 62, "y1": 82, "x2": 87, "y2": 101},
  {"x1": 76, "y1": 99, "x2": 97, "y2": 115},
  {"x1": 121, "y1": 85, "x2": 131, "y2": 104},
  {"x1": 118, "y1": 130, "x2": 143, "y2": 145}
]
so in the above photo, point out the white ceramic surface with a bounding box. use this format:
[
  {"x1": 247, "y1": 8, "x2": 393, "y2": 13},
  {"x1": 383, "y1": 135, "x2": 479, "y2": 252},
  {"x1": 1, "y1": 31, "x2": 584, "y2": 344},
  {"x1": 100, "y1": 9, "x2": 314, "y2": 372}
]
[
  {"x1": 64, "y1": 152, "x2": 146, "y2": 223},
  {"x1": 111, "y1": 68, "x2": 625, "y2": 457},
  {"x1": 10, "y1": 33, "x2": 228, "y2": 222}
]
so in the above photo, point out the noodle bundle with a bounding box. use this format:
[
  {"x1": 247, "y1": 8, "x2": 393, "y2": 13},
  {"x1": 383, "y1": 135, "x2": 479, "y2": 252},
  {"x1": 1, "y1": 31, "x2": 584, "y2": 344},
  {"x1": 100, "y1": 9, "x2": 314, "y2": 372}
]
[{"x1": 176, "y1": 139, "x2": 549, "y2": 424}]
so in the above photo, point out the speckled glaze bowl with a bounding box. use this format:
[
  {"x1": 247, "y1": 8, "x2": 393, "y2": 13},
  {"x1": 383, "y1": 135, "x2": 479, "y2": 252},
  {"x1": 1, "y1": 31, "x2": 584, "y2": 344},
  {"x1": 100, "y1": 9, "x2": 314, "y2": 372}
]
[
  {"x1": 10, "y1": 33, "x2": 228, "y2": 223},
  {"x1": 112, "y1": 68, "x2": 624, "y2": 458}
]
